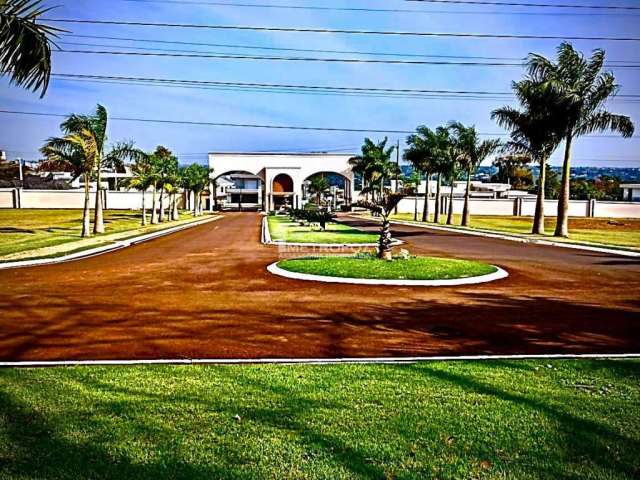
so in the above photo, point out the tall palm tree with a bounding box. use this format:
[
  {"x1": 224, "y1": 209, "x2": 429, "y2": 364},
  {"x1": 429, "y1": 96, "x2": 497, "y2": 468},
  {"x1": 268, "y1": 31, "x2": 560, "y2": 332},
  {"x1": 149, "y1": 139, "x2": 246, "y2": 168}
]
[
  {"x1": 182, "y1": 163, "x2": 212, "y2": 216},
  {"x1": 57, "y1": 105, "x2": 139, "y2": 233},
  {"x1": 527, "y1": 42, "x2": 635, "y2": 237},
  {"x1": 492, "y1": 79, "x2": 564, "y2": 234},
  {"x1": 404, "y1": 126, "x2": 441, "y2": 222},
  {"x1": 152, "y1": 146, "x2": 176, "y2": 222},
  {"x1": 402, "y1": 170, "x2": 422, "y2": 221},
  {"x1": 0, "y1": 0, "x2": 62, "y2": 97},
  {"x1": 349, "y1": 138, "x2": 397, "y2": 202},
  {"x1": 40, "y1": 129, "x2": 98, "y2": 237},
  {"x1": 307, "y1": 175, "x2": 330, "y2": 207},
  {"x1": 120, "y1": 155, "x2": 154, "y2": 226},
  {"x1": 450, "y1": 122, "x2": 501, "y2": 227}
]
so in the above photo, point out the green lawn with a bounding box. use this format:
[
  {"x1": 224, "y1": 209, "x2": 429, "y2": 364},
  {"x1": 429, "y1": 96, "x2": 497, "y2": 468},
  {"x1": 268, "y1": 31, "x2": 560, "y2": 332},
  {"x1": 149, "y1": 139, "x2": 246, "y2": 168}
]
[
  {"x1": 268, "y1": 214, "x2": 379, "y2": 244},
  {"x1": 0, "y1": 209, "x2": 211, "y2": 259},
  {"x1": 278, "y1": 254, "x2": 496, "y2": 280},
  {"x1": 390, "y1": 213, "x2": 640, "y2": 250},
  {"x1": 1, "y1": 360, "x2": 638, "y2": 479}
]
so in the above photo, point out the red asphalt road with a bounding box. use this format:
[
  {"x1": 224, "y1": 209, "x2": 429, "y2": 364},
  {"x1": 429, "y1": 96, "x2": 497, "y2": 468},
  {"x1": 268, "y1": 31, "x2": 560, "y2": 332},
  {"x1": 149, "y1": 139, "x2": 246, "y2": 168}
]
[{"x1": 0, "y1": 212, "x2": 638, "y2": 361}]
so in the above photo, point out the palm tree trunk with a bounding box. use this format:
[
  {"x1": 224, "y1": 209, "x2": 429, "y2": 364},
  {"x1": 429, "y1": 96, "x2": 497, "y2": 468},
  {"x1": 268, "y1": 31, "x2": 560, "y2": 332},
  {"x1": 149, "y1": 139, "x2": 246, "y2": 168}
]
[
  {"x1": 434, "y1": 173, "x2": 442, "y2": 223},
  {"x1": 532, "y1": 157, "x2": 547, "y2": 235},
  {"x1": 158, "y1": 186, "x2": 165, "y2": 222},
  {"x1": 93, "y1": 168, "x2": 105, "y2": 234},
  {"x1": 141, "y1": 190, "x2": 147, "y2": 226},
  {"x1": 193, "y1": 190, "x2": 198, "y2": 216},
  {"x1": 555, "y1": 133, "x2": 573, "y2": 237},
  {"x1": 81, "y1": 173, "x2": 91, "y2": 238},
  {"x1": 461, "y1": 171, "x2": 471, "y2": 227},
  {"x1": 150, "y1": 183, "x2": 158, "y2": 224},
  {"x1": 414, "y1": 192, "x2": 418, "y2": 221},
  {"x1": 446, "y1": 181, "x2": 455, "y2": 225},
  {"x1": 422, "y1": 171, "x2": 430, "y2": 222},
  {"x1": 378, "y1": 209, "x2": 393, "y2": 260},
  {"x1": 173, "y1": 193, "x2": 179, "y2": 220}
]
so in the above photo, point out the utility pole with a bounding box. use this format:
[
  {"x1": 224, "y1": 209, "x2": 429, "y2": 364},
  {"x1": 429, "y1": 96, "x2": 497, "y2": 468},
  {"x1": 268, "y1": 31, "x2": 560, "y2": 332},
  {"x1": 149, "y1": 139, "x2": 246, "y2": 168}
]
[{"x1": 394, "y1": 139, "x2": 400, "y2": 214}]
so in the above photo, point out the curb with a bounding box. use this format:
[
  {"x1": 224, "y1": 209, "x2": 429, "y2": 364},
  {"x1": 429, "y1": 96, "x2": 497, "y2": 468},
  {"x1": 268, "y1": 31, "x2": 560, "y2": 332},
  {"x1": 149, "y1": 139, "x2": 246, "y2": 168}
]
[
  {"x1": 1, "y1": 352, "x2": 638, "y2": 368},
  {"x1": 352, "y1": 216, "x2": 640, "y2": 258},
  {"x1": 267, "y1": 261, "x2": 509, "y2": 286},
  {"x1": 0, "y1": 215, "x2": 222, "y2": 270},
  {"x1": 261, "y1": 216, "x2": 401, "y2": 248}
]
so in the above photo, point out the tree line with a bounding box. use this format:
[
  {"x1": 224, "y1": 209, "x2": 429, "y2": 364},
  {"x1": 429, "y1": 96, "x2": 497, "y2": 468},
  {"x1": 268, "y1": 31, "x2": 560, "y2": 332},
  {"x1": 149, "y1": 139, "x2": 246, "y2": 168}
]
[
  {"x1": 40, "y1": 105, "x2": 212, "y2": 238},
  {"x1": 352, "y1": 43, "x2": 634, "y2": 238}
]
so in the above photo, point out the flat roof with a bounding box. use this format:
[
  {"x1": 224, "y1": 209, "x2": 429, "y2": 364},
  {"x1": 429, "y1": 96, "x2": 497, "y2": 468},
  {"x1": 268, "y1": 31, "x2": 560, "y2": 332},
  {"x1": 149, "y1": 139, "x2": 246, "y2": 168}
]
[{"x1": 620, "y1": 184, "x2": 640, "y2": 188}]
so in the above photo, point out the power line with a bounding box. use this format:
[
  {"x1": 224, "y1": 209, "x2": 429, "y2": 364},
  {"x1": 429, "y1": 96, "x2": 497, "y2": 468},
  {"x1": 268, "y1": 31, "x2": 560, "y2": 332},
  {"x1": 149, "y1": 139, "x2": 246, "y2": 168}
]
[
  {"x1": 54, "y1": 49, "x2": 529, "y2": 66},
  {"x1": 52, "y1": 49, "x2": 640, "y2": 68},
  {"x1": 48, "y1": 73, "x2": 640, "y2": 102},
  {"x1": 406, "y1": 0, "x2": 640, "y2": 10},
  {"x1": 56, "y1": 39, "x2": 640, "y2": 65},
  {"x1": 105, "y1": 0, "x2": 640, "y2": 16},
  {"x1": 44, "y1": 19, "x2": 640, "y2": 42},
  {"x1": 1, "y1": 109, "x2": 637, "y2": 139}
]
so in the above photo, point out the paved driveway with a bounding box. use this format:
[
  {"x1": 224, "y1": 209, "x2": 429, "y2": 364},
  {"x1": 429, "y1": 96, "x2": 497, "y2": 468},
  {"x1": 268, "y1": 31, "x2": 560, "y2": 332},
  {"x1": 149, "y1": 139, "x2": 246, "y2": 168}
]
[{"x1": 0, "y1": 212, "x2": 638, "y2": 361}]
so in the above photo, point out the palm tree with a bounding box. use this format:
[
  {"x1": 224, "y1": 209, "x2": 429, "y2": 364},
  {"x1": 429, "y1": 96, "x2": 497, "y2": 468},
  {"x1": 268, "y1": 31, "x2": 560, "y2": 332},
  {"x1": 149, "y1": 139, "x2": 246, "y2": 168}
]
[
  {"x1": 182, "y1": 163, "x2": 212, "y2": 216},
  {"x1": 0, "y1": 0, "x2": 62, "y2": 97},
  {"x1": 402, "y1": 170, "x2": 422, "y2": 221},
  {"x1": 404, "y1": 126, "x2": 441, "y2": 222},
  {"x1": 349, "y1": 138, "x2": 398, "y2": 202},
  {"x1": 57, "y1": 105, "x2": 140, "y2": 233},
  {"x1": 164, "y1": 159, "x2": 182, "y2": 221},
  {"x1": 152, "y1": 146, "x2": 176, "y2": 222},
  {"x1": 492, "y1": 79, "x2": 564, "y2": 234},
  {"x1": 120, "y1": 155, "x2": 154, "y2": 226},
  {"x1": 527, "y1": 42, "x2": 635, "y2": 237},
  {"x1": 40, "y1": 129, "x2": 98, "y2": 237},
  {"x1": 307, "y1": 175, "x2": 330, "y2": 206},
  {"x1": 450, "y1": 122, "x2": 501, "y2": 227}
]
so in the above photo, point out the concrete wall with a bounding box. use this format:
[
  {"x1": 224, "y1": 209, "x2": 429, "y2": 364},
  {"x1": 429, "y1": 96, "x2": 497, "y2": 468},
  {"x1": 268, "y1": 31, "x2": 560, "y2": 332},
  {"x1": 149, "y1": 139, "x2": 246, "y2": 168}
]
[
  {"x1": 0, "y1": 189, "x2": 185, "y2": 210},
  {"x1": 395, "y1": 195, "x2": 640, "y2": 219}
]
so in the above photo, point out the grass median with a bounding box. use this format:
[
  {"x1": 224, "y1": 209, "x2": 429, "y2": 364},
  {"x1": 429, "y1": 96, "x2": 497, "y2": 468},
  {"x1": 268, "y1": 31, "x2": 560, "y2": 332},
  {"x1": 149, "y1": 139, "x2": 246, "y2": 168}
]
[
  {"x1": 0, "y1": 359, "x2": 638, "y2": 479},
  {"x1": 268, "y1": 214, "x2": 379, "y2": 244},
  {"x1": 0, "y1": 209, "x2": 216, "y2": 261},
  {"x1": 278, "y1": 254, "x2": 497, "y2": 280}
]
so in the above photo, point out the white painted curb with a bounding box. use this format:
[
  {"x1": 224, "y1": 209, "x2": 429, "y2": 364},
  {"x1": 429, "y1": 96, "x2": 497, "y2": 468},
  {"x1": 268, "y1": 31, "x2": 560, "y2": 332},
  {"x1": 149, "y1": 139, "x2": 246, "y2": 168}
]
[
  {"x1": 0, "y1": 215, "x2": 222, "y2": 270},
  {"x1": 353, "y1": 216, "x2": 640, "y2": 258},
  {"x1": 267, "y1": 261, "x2": 508, "y2": 286},
  {"x1": 261, "y1": 216, "x2": 401, "y2": 248},
  {"x1": 1, "y1": 352, "x2": 638, "y2": 368}
]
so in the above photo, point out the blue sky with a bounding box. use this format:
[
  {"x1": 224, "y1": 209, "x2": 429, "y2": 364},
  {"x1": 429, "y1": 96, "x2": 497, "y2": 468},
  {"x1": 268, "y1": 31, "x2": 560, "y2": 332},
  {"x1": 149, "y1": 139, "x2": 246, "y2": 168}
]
[{"x1": 1, "y1": 0, "x2": 639, "y2": 167}]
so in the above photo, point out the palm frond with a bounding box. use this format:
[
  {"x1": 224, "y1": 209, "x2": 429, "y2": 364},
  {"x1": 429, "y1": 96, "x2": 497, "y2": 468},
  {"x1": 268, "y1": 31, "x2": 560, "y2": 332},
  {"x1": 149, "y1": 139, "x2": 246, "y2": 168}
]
[{"x1": 0, "y1": 0, "x2": 64, "y2": 96}]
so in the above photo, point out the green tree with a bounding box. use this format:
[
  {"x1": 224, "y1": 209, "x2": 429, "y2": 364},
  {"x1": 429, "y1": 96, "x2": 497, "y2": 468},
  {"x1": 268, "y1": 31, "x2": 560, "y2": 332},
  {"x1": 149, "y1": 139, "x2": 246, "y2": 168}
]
[
  {"x1": 307, "y1": 175, "x2": 330, "y2": 207},
  {"x1": 402, "y1": 170, "x2": 422, "y2": 221},
  {"x1": 56, "y1": 105, "x2": 139, "y2": 233},
  {"x1": 492, "y1": 154, "x2": 532, "y2": 187},
  {"x1": 449, "y1": 122, "x2": 501, "y2": 227},
  {"x1": 349, "y1": 138, "x2": 398, "y2": 202},
  {"x1": 40, "y1": 129, "x2": 98, "y2": 237},
  {"x1": 527, "y1": 42, "x2": 635, "y2": 237},
  {"x1": 120, "y1": 155, "x2": 154, "y2": 226},
  {"x1": 0, "y1": 0, "x2": 62, "y2": 96},
  {"x1": 182, "y1": 164, "x2": 212, "y2": 216},
  {"x1": 492, "y1": 80, "x2": 563, "y2": 235},
  {"x1": 404, "y1": 126, "x2": 442, "y2": 222}
]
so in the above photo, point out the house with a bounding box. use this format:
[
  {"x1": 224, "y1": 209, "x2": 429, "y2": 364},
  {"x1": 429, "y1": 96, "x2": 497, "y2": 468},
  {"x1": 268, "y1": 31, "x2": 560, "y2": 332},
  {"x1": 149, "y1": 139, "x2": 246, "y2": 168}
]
[
  {"x1": 621, "y1": 184, "x2": 640, "y2": 202},
  {"x1": 208, "y1": 152, "x2": 356, "y2": 211}
]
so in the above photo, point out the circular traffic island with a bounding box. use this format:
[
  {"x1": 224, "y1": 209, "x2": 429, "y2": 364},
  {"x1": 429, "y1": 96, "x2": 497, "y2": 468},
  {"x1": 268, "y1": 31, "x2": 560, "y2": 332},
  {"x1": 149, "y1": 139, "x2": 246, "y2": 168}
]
[{"x1": 268, "y1": 254, "x2": 508, "y2": 286}]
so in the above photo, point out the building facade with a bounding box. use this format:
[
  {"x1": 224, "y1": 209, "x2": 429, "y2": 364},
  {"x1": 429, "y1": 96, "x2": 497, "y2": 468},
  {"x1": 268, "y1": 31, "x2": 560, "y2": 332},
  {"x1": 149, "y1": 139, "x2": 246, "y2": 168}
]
[{"x1": 208, "y1": 152, "x2": 355, "y2": 211}]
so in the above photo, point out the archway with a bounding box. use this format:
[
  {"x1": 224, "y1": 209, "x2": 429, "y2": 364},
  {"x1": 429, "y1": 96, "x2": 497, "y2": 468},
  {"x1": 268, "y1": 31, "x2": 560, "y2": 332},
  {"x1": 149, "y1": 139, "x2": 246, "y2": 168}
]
[
  {"x1": 303, "y1": 171, "x2": 352, "y2": 209},
  {"x1": 215, "y1": 170, "x2": 263, "y2": 211},
  {"x1": 272, "y1": 173, "x2": 294, "y2": 193}
]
